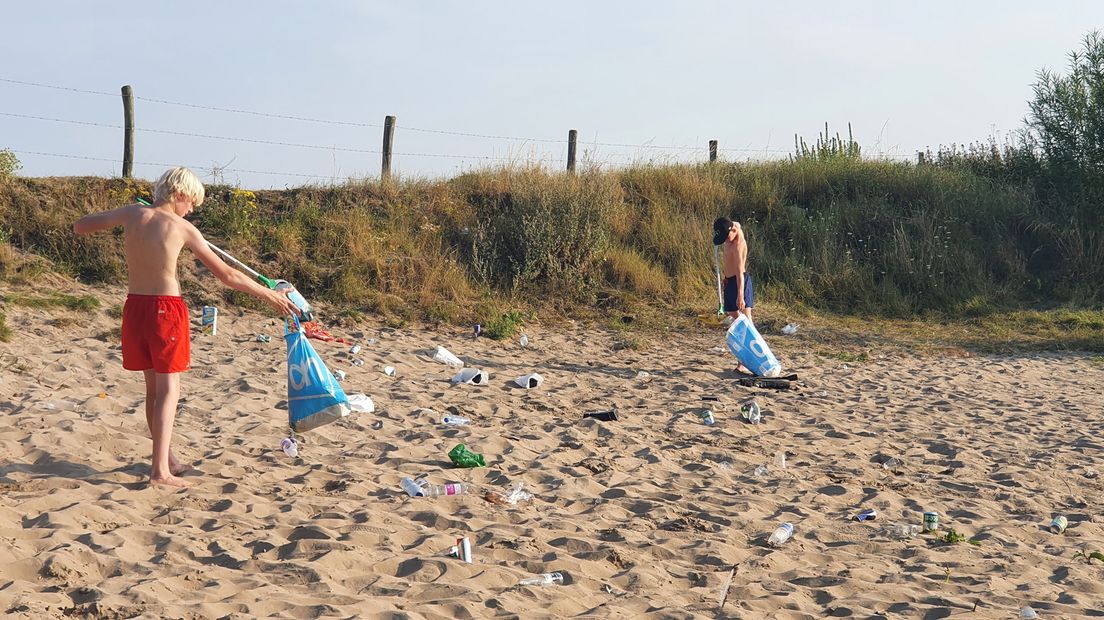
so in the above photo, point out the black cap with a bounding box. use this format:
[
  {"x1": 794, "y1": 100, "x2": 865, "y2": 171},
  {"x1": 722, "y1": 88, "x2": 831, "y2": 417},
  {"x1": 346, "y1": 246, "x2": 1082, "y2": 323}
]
[{"x1": 712, "y1": 217, "x2": 734, "y2": 246}]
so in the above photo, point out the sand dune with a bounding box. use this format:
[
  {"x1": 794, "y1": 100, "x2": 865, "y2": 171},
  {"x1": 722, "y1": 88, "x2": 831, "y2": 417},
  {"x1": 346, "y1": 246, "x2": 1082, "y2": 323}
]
[{"x1": 1, "y1": 285, "x2": 1102, "y2": 619}]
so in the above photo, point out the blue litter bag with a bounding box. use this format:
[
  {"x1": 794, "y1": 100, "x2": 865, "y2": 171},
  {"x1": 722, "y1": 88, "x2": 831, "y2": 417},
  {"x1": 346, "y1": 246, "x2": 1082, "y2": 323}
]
[
  {"x1": 725, "y1": 314, "x2": 782, "y2": 377},
  {"x1": 285, "y1": 317, "x2": 351, "y2": 432}
]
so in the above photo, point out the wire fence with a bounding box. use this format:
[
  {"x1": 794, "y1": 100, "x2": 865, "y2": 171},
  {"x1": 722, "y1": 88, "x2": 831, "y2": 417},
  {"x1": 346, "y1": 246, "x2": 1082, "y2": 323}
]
[{"x1": 1, "y1": 76, "x2": 843, "y2": 187}]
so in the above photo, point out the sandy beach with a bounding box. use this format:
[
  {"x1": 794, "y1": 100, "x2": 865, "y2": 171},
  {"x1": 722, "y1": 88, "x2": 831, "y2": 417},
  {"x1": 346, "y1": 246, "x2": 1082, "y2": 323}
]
[{"x1": 1, "y1": 283, "x2": 1102, "y2": 619}]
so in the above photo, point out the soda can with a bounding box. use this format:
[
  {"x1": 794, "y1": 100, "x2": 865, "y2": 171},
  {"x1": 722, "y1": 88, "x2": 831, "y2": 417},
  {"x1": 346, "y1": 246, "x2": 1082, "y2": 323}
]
[
  {"x1": 699, "y1": 410, "x2": 716, "y2": 426},
  {"x1": 922, "y1": 511, "x2": 940, "y2": 531},
  {"x1": 201, "y1": 306, "x2": 218, "y2": 335},
  {"x1": 1050, "y1": 515, "x2": 1068, "y2": 534},
  {"x1": 854, "y1": 508, "x2": 878, "y2": 522},
  {"x1": 350, "y1": 344, "x2": 362, "y2": 355},
  {"x1": 457, "y1": 536, "x2": 472, "y2": 563}
]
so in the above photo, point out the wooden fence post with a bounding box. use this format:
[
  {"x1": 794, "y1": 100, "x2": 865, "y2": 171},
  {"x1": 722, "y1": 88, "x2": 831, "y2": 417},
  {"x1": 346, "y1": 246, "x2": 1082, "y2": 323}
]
[
  {"x1": 121, "y1": 85, "x2": 134, "y2": 178},
  {"x1": 567, "y1": 129, "x2": 577, "y2": 173},
  {"x1": 709, "y1": 140, "x2": 718, "y2": 162},
  {"x1": 382, "y1": 115, "x2": 396, "y2": 180}
]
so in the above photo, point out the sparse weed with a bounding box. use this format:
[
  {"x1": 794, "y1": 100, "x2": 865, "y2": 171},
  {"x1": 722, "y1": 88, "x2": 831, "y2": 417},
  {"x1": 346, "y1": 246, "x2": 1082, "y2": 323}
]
[{"x1": 1, "y1": 293, "x2": 100, "y2": 311}]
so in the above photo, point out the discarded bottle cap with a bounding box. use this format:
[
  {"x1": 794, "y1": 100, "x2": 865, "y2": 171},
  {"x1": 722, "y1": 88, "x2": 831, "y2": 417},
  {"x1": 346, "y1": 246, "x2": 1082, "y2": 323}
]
[{"x1": 583, "y1": 410, "x2": 618, "y2": 422}]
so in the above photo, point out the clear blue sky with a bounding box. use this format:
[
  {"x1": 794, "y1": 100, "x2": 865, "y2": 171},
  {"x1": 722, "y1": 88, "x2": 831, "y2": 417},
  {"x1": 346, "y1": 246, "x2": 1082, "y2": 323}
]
[{"x1": 2, "y1": 1, "x2": 1100, "y2": 188}]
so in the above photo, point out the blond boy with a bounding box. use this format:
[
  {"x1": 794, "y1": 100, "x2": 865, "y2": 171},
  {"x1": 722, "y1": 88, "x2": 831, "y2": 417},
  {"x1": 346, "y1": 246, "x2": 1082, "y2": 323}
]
[{"x1": 74, "y1": 167, "x2": 298, "y2": 487}]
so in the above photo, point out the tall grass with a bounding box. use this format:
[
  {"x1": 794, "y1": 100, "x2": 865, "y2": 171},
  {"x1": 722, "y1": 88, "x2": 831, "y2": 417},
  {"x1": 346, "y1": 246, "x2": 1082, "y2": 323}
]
[{"x1": 0, "y1": 155, "x2": 1099, "y2": 324}]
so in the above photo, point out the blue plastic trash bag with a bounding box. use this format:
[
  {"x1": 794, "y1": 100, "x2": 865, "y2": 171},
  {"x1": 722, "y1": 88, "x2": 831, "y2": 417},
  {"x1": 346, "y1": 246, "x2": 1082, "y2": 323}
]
[
  {"x1": 725, "y1": 314, "x2": 782, "y2": 377},
  {"x1": 285, "y1": 317, "x2": 351, "y2": 432}
]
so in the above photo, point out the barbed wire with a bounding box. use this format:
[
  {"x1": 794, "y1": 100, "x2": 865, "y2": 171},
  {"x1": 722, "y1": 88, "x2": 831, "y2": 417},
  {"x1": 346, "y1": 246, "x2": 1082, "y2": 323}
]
[
  {"x1": 0, "y1": 75, "x2": 791, "y2": 153},
  {"x1": 9, "y1": 149, "x2": 330, "y2": 179},
  {"x1": 0, "y1": 110, "x2": 564, "y2": 161}
]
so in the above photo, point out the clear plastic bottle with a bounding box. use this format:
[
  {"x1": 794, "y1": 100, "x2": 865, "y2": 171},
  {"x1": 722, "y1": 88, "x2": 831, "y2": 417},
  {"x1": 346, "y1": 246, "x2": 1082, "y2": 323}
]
[
  {"x1": 280, "y1": 437, "x2": 298, "y2": 458},
  {"x1": 768, "y1": 523, "x2": 794, "y2": 547},
  {"x1": 442, "y1": 415, "x2": 470, "y2": 425},
  {"x1": 885, "y1": 523, "x2": 921, "y2": 539},
  {"x1": 741, "y1": 400, "x2": 761, "y2": 424},
  {"x1": 275, "y1": 281, "x2": 314, "y2": 322},
  {"x1": 400, "y1": 477, "x2": 425, "y2": 497},
  {"x1": 421, "y1": 482, "x2": 468, "y2": 497},
  {"x1": 519, "y1": 572, "x2": 563, "y2": 586}
]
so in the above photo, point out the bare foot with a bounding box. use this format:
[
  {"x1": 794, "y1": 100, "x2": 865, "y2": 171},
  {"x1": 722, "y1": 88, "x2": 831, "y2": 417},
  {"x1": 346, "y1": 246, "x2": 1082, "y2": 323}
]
[
  {"x1": 168, "y1": 454, "x2": 192, "y2": 476},
  {"x1": 149, "y1": 474, "x2": 192, "y2": 488}
]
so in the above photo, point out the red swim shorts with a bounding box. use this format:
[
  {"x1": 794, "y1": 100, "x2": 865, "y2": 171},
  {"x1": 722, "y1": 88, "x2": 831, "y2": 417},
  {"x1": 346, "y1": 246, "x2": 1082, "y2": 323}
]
[{"x1": 121, "y1": 295, "x2": 191, "y2": 373}]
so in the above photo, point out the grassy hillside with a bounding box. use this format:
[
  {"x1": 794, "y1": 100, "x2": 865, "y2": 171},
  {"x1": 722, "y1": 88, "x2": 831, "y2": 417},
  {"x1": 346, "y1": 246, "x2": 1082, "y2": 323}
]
[{"x1": 0, "y1": 157, "x2": 1100, "y2": 336}]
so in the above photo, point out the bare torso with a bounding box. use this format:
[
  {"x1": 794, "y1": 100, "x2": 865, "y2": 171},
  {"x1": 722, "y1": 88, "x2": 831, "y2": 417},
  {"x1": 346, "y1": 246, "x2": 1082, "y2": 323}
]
[
  {"x1": 722, "y1": 237, "x2": 748, "y2": 279},
  {"x1": 122, "y1": 205, "x2": 189, "y2": 295}
]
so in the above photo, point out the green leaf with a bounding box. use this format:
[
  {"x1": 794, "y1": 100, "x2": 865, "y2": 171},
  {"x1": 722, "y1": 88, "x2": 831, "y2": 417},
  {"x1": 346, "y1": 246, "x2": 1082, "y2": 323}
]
[{"x1": 1090, "y1": 551, "x2": 1104, "y2": 563}]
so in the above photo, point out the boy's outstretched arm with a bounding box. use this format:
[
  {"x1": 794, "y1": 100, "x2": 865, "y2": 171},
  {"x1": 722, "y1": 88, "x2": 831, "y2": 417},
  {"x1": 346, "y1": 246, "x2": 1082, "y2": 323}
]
[
  {"x1": 73, "y1": 205, "x2": 131, "y2": 235},
  {"x1": 182, "y1": 224, "x2": 300, "y2": 317}
]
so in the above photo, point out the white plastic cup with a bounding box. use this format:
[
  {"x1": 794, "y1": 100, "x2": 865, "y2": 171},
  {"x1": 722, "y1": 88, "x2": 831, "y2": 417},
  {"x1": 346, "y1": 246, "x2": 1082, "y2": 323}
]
[
  {"x1": 451, "y1": 368, "x2": 489, "y2": 385},
  {"x1": 433, "y1": 346, "x2": 464, "y2": 368},
  {"x1": 514, "y1": 373, "x2": 544, "y2": 389}
]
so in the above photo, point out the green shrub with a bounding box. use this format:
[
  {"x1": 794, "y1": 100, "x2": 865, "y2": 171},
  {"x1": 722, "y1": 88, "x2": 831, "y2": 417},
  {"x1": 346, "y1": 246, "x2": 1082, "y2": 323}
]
[
  {"x1": 0, "y1": 149, "x2": 20, "y2": 180},
  {"x1": 482, "y1": 310, "x2": 525, "y2": 340}
]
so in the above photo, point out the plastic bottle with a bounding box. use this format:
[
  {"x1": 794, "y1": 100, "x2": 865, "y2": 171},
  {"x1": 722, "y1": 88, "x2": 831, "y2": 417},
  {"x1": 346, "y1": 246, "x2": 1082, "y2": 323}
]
[
  {"x1": 741, "y1": 400, "x2": 762, "y2": 424},
  {"x1": 280, "y1": 437, "x2": 298, "y2": 457},
  {"x1": 768, "y1": 523, "x2": 794, "y2": 546},
  {"x1": 275, "y1": 281, "x2": 314, "y2": 322},
  {"x1": 775, "y1": 450, "x2": 787, "y2": 470},
  {"x1": 519, "y1": 572, "x2": 563, "y2": 586},
  {"x1": 885, "y1": 523, "x2": 922, "y2": 539},
  {"x1": 442, "y1": 415, "x2": 470, "y2": 426},
  {"x1": 400, "y1": 477, "x2": 426, "y2": 497},
  {"x1": 753, "y1": 464, "x2": 769, "y2": 477},
  {"x1": 421, "y1": 483, "x2": 468, "y2": 497}
]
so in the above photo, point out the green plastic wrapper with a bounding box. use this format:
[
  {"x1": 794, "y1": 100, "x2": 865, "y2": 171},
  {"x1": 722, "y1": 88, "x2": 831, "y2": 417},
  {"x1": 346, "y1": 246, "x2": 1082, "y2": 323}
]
[{"x1": 448, "y1": 443, "x2": 486, "y2": 468}]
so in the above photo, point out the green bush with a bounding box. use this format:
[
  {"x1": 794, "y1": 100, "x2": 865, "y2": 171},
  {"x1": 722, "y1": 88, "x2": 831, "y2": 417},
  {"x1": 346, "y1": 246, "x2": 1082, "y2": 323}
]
[{"x1": 0, "y1": 149, "x2": 20, "y2": 180}]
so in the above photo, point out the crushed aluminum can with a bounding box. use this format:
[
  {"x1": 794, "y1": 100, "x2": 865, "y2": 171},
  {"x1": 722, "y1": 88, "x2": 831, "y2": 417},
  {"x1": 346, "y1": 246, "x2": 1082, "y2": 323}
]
[
  {"x1": 350, "y1": 344, "x2": 362, "y2": 355},
  {"x1": 854, "y1": 508, "x2": 878, "y2": 522},
  {"x1": 255, "y1": 334, "x2": 271, "y2": 343}
]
